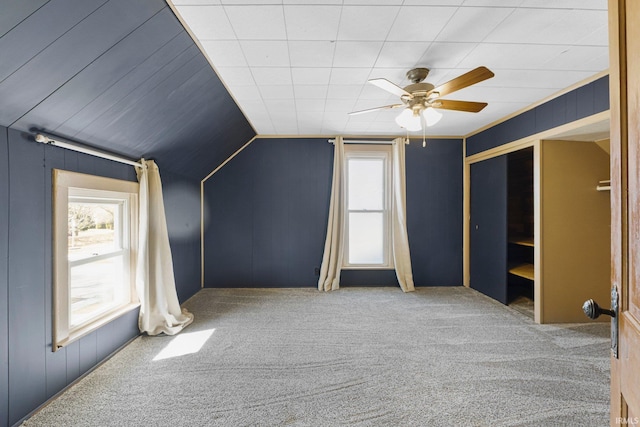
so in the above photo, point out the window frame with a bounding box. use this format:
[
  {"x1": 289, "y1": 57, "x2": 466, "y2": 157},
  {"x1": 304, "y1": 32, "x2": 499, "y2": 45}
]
[
  {"x1": 342, "y1": 144, "x2": 394, "y2": 269},
  {"x1": 53, "y1": 169, "x2": 139, "y2": 351}
]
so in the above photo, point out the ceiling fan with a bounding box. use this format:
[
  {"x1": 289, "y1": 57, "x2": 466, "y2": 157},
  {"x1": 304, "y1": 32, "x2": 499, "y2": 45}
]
[{"x1": 349, "y1": 66, "x2": 495, "y2": 131}]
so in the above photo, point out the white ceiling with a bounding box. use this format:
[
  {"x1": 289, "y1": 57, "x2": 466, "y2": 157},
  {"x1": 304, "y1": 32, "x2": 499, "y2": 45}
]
[{"x1": 169, "y1": 0, "x2": 608, "y2": 137}]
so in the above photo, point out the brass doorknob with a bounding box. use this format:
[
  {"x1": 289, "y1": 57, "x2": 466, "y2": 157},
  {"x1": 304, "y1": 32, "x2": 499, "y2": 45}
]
[{"x1": 582, "y1": 299, "x2": 616, "y2": 319}]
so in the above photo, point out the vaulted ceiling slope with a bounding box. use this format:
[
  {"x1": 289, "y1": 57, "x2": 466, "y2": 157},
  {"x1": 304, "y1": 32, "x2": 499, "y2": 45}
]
[{"x1": 0, "y1": 0, "x2": 255, "y2": 180}]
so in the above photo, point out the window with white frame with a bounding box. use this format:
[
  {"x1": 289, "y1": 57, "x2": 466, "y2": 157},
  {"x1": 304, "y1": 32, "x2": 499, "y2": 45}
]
[
  {"x1": 53, "y1": 170, "x2": 139, "y2": 351},
  {"x1": 343, "y1": 145, "x2": 393, "y2": 268}
]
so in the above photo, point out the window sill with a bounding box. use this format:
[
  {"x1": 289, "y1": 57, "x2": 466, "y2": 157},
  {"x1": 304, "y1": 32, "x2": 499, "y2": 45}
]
[
  {"x1": 342, "y1": 266, "x2": 395, "y2": 270},
  {"x1": 54, "y1": 302, "x2": 140, "y2": 352}
]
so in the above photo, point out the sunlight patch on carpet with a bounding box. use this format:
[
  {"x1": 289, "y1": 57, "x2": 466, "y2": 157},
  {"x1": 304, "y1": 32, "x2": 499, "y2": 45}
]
[{"x1": 153, "y1": 328, "x2": 215, "y2": 361}]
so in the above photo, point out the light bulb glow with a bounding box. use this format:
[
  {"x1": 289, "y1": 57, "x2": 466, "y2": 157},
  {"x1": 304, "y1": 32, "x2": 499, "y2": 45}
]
[
  {"x1": 395, "y1": 108, "x2": 422, "y2": 131},
  {"x1": 422, "y1": 107, "x2": 443, "y2": 127}
]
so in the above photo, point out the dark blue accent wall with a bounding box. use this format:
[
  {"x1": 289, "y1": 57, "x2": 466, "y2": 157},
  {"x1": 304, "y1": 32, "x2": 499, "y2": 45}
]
[
  {"x1": 203, "y1": 137, "x2": 463, "y2": 288},
  {"x1": 1, "y1": 129, "x2": 141, "y2": 427},
  {"x1": 161, "y1": 170, "x2": 202, "y2": 302},
  {"x1": 204, "y1": 138, "x2": 334, "y2": 287},
  {"x1": 0, "y1": 129, "x2": 202, "y2": 427},
  {"x1": 406, "y1": 139, "x2": 464, "y2": 286},
  {"x1": 0, "y1": 127, "x2": 9, "y2": 427},
  {"x1": 466, "y1": 76, "x2": 609, "y2": 156},
  {"x1": 0, "y1": 0, "x2": 256, "y2": 181}
]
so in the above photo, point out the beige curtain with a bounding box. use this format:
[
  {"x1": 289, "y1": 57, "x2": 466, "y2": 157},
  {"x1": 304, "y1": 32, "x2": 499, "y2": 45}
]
[
  {"x1": 318, "y1": 137, "x2": 345, "y2": 291},
  {"x1": 136, "y1": 159, "x2": 194, "y2": 335},
  {"x1": 391, "y1": 138, "x2": 415, "y2": 292}
]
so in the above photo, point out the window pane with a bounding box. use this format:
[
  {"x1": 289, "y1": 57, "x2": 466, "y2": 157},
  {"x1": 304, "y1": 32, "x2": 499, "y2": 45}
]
[
  {"x1": 70, "y1": 255, "x2": 126, "y2": 327},
  {"x1": 68, "y1": 202, "x2": 119, "y2": 261},
  {"x1": 348, "y1": 212, "x2": 384, "y2": 264},
  {"x1": 348, "y1": 158, "x2": 383, "y2": 210}
]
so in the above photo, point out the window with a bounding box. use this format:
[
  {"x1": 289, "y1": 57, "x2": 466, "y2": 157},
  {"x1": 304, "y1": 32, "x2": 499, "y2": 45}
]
[
  {"x1": 53, "y1": 170, "x2": 139, "y2": 350},
  {"x1": 343, "y1": 145, "x2": 393, "y2": 268}
]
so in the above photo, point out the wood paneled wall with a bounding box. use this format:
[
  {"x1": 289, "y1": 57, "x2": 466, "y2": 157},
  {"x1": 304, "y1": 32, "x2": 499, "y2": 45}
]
[
  {"x1": 0, "y1": 127, "x2": 202, "y2": 427},
  {"x1": 203, "y1": 137, "x2": 463, "y2": 288},
  {"x1": 0, "y1": 0, "x2": 255, "y2": 181},
  {"x1": 466, "y1": 76, "x2": 609, "y2": 156}
]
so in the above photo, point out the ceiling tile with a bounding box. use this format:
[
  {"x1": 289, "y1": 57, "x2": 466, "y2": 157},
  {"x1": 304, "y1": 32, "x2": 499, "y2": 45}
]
[
  {"x1": 288, "y1": 41, "x2": 336, "y2": 67},
  {"x1": 293, "y1": 84, "x2": 328, "y2": 99},
  {"x1": 201, "y1": 40, "x2": 247, "y2": 67},
  {"x1": 295, "y1": 99, "x2": 326, "y2": 112},
  {"x1": 215, "y1": 66, "x2": 256, "y2": 86},
  {"x1": 325, "y1": 99, "x2": 356, "y2": 112},
  {"x1": 264, "y1": 99, "x2": 296, "y2": 113},
  {"x1": 344, "y1": 0, "x2": 404, "y2": 4},
  {"x1": 484, "y1": 8, "x2": 607, "y2": 45},
  {"x1": 387, "y1": 7, "x2": 458, "y2": 41},
  {"x1": 240, "y1": 40, "x2": 290, "y2": 66},
  {"x1": 457, "y1": 43, "x2": 568, "y2": 70},
  {"x1": 333, "y1": 41, "x2": 383, "y2": 68},
  {"x1": 224, "y1": 5, "x2": 286, "y2": 40},
  {"x1": 483, "y1": 69, "x2": 595, "y2": 89},
  {"x1": 284, "y1": 5, "x2": 341, "y2": 41},
  {"x1": 284, "y1": 0, "x2": 341, "y2": 3},
  {"x1": 291, "y1": 67, "x2": 331, "y2": 85},
  {"x1": 251, "y1": 67, "x2": 292, "y2": 85},
  {"x1": 542, "y1": 45, "x2": 609, "y2": 71},
  {"x1": 329, "y1": 68, "x2": 372, "y2": 85},
  {"x1": 374, "y1": 42, "x2": 432, "y2": 69},
  {"x1": 460, "y1": 0, "x2": 522, "y2": 6},
  {"x1": 337, "y1": 6, "x2": 400, "y2": 41},
  {"x1": 435, "y1": 7, "x2": 515, "y2": 42},
  {"x1": 221, "y1": 0, "x2": 283, "y2": 4},
  {"x1": 229, "y1": 84, "x2": 260, "y2": 100},
  {"x1": 172, "y1": 0, "x2": 221, "y2": 5},
  {"x1": 176, "y1": 5, "x2": 234, "y2": 40},
  {"x1": 417, "y1": 42, "x2": 478, "y2": 69},
  {"x1": 259, "y1": 84, "x2": 294, "y2": 99},
  {"x1": 518, "y1": 0, "x2": 606, "y2": 9},
  {"x1": 327, "y1": 84, "x2": 364, "y2": 100}
]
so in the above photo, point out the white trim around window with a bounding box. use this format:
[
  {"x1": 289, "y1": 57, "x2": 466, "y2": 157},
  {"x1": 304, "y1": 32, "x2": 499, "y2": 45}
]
[
  {"x1": 342, "y1": 144, "x2": 394, "y2": 269},
  {"x1": 53, "y1": 170, "x2": 140, "y2": 351}
]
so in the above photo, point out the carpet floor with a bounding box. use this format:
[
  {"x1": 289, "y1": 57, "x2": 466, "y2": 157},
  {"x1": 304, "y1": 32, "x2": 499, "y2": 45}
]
[{"x1": 22, "y1": 287, "x2": 610, "y2": 427}]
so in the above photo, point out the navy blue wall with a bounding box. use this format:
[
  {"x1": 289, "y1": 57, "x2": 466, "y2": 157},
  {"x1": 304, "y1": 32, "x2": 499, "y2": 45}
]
[
  {"x1": 161, "y1": 170, "x2": 201, "y2": 302},
  {"x1": 406, "y1": 139, "x2": 464, "y2": 286},
  {"x1": 0, "y1": 130, "x2": 201, "y2": 427},
  {"x1": 203, "y1": 137, "x2": 463, "y2": 288},
  {"x1": 0, "y1": 127, "x2": 9, "y2": 427},
  {"x1": 1, "y1": 129, "x2": 140, "y2": 426},
  {"x1": 466, "y1": 76, "x2": 609, "y2": 156}
]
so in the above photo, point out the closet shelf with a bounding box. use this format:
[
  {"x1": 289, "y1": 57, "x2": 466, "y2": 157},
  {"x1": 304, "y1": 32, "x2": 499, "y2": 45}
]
[
  {"x1": 509, "y1": 263, "x2": 534, "y2": 280},
  {"x1": 509, "y1": 237, "x2": 534, "y2": 247}
]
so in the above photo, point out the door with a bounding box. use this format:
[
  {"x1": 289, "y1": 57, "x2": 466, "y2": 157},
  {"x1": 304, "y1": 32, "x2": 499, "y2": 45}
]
[
  {"x1": 470, "y1": 155, "x2": 508, "y2": 304},
  {"x1": 609, "y1": 0, "x2": 640, "y2": 421}
]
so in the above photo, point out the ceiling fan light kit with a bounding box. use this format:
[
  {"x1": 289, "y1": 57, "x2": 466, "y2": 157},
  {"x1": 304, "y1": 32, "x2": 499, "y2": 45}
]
[{"x1": 350, "y1": 66, "x2": 495, "y2": 132}]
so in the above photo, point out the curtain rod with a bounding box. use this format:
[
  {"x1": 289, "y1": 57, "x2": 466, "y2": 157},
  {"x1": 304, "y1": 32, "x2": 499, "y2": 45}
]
[
  {"x1": 34, "y1": 132, "x2": 143, "y2": 168},
  {"x1": 327, "y1": 139, "x2": 408, "y2": 144}
]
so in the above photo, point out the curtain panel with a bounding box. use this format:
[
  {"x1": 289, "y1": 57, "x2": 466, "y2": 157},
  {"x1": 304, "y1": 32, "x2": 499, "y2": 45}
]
[
  {"x1": 391, "y1": 138, "x2": 415, "y2": 292},
  {"x1": 136, "y1": 159, "x2": 194, "y2": 335}
]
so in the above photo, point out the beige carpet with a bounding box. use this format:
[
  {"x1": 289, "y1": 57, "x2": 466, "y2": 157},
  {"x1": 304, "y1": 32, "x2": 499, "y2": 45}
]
[{"x1": 23, "y1": 287, "x2": 610, "y2": 426}]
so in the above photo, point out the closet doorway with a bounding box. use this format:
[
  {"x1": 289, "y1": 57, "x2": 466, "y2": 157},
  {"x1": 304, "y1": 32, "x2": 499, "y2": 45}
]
[{"x1": 465, "y1": 114, "x2": 611, "y2": 323}]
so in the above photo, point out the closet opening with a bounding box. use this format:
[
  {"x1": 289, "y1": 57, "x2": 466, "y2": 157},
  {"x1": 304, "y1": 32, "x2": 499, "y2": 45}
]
[{"x1": 507, "y1": 147, "x2": 534, "y2": 318}]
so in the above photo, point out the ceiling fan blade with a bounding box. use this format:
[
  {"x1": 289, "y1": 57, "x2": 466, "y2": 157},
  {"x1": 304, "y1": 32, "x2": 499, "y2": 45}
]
[
  {"x1": 427, "y1": 66, "x2": 494, "y2": 98},
  {"x1": 348, "y1": 104, "x2": 404, "y2": 115},
  {"x1": 433, "y1": 99, "x2": 488, "y2": 113},
  {"x1": 368, "y1": 78, "x2": 412, "y2": 98}
]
